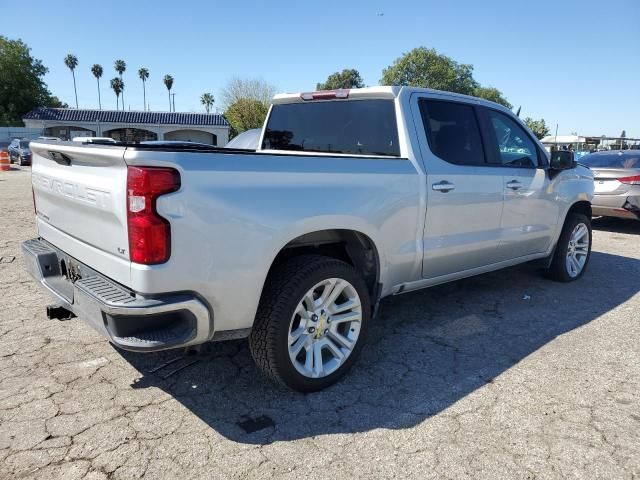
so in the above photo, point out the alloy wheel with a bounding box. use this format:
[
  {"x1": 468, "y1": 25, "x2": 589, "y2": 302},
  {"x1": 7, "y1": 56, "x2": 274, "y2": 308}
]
[
  {"x1": 287, "y1": 278, "x2": 362, "y2": 378},
  {"x1": 565, "y1": 222, "x2": 589, "y2": 277}
]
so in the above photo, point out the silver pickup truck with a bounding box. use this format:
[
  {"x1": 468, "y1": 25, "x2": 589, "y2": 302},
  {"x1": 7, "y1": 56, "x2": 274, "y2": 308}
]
[{"x1": 23, "y1": 86, "x2": 594, "y2": 392}]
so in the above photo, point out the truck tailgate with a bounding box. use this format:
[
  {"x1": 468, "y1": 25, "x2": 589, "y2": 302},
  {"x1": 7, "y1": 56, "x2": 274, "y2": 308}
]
[{"x1": 30, "y1": 142, "x2": 130, "y2": 269}]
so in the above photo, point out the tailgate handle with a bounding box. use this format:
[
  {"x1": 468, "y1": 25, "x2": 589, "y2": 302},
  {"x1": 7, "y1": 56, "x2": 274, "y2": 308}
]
[{"x1": 47, "y1": 151, "x2": 72, "y2": 166}]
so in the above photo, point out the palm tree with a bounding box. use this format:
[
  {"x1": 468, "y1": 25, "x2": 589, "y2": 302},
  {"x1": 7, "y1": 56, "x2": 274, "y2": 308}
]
[
  {"x1": 138, "y1": 68, "x2": 149, "y2": 111},
  {"x1": 200, "y1": 92, "x2": 215, "y2": 113},
  {"x1": 114, "y1": 59, "x2": 126, "y2": 109},
  {"x1": 91, "y1": 64, "x2": 103, "y2": 110},
  {"x1": 110, "y1": 78, "x2": 124, "y2": 111},
  {"x1": 163, "y1": 75, "x2": 174, "y2": 111},
  {"x1": 64, "y1": 54, "x2": 79, "y2": 108}
]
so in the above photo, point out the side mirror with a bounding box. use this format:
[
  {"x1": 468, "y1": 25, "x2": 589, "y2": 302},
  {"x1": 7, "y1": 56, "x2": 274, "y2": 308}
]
[{"x1": 549, "y1": 150, "x2": 575, "y2": 170}]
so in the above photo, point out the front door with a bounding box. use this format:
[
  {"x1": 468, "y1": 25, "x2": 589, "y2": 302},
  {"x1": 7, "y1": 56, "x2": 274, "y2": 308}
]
[{"x1": 480, "y1": 108, "x2": 558, "y2": 259}]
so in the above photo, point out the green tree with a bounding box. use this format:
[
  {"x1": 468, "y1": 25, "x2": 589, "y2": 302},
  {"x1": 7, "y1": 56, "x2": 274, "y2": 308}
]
[
  {"x1": 91, "y1": 64, "x2": 103, "y2": 110},
  {"x1": 110, "y1": 77, "x2": 123, "y2": 111},
  {"x1": 138, "y1": 67, "x2": 149, "y2": 110},
  {"x1": 473, "y1": 86, "x2": 512, "y2": 109},
  {"x1": 316, "y1": 68, "x2": 365, "y2": 90},
  {"x1": 381, "y1": 47, "x2": 477, "y2": 94},
  {"x1": 220, "y1": 77, "x2": 276, "y2": 109},
  {"x1": 64, "y1": 53, "x2": 79, "y2": 108},
  {"x1": 524, "y1": 117, "x2": 550, "y2": 140},
  {"x1": 163, "y1": 74, "x2": 174, "y2": 111},
  {"x1": 114, "y1": 59, "x2": 126, "y2": 109},
  {"x1": 224, "y1": 98, "x2": 268, "y2": 138},
  {"x1": 200, "y1": 92, "x2": 215, "y2": 113},
  {"x1": 381, "y1": 46, "x2": 511, "y2": 107},
  {"x1": 0, "y1": 36, "x2": 64, "y2": 125},
  {"x1": 47, "y1": 96, "x2": 68, "y2": 108}
]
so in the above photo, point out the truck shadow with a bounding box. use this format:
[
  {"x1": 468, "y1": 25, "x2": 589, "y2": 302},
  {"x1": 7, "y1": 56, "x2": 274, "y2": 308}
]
[
  {"x1": 121, "y1": 250, "x2": 639, "y2": 444},
  {"x1": 592, "y1": 217, "x2": 640, "y2": 235}
]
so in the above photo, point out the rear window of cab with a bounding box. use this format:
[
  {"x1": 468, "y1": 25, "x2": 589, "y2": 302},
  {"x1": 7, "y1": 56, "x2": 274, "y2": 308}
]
[{"x1": 262, "y1": 99, "x2": 400, "y2": 157}]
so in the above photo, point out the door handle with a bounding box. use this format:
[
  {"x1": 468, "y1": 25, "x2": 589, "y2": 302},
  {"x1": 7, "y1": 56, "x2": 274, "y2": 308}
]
[
  {"x1": 506, "y1": 180, "x2": 522, "y2": 190},
  {"x1": 432, "y1": 181, "x2": 456, "y2": 193}
]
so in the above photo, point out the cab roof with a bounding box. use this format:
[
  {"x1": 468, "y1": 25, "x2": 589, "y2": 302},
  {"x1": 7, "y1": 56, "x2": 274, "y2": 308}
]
[{"x1": 271, "y1": 85, "x2": 511, "y2": 112}]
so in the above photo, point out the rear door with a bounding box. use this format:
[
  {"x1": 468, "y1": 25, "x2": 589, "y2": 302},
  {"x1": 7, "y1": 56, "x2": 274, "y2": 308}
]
[
  {"x1": 478, "y1": 108, "x2": 558, "y2": 259},
  {"x1": 413, "y1": 96, "x2": 505, "y2": 279},
  {"x1": 30, "y1": 141, "x2": 130, "y2": 261}
]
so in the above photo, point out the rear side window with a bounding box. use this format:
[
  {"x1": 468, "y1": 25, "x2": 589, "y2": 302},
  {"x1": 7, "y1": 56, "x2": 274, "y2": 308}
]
[
  {"x1": 419, "y1": 99, "x2": 486, "y2": 165},
  {"x1": 580, "y1": 152, "x2": 640, "y2": 169},
  {"x1": 262, "y1": 100, "x2": 400, "y2": 157}
]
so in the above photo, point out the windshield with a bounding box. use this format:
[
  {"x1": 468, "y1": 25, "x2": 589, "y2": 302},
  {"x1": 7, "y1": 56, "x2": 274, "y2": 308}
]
[
  {"x1": 262, "y1": 99, "x2": 400, "y2": 157},
  {"x1": 580, "y1": 151, "x2": 640, "y2": 169},
  {"x1": 20, "y1": 140, "x2": 30, "y2": 149}
]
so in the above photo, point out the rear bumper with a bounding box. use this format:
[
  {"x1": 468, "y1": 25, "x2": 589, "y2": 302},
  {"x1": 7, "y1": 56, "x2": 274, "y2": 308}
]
[
  {"x1": 22, "y1": 238, "x2": 213, "y2": 352},
  {"x1": 592, "y1": 195, "x2": 640, "y2": 220}
]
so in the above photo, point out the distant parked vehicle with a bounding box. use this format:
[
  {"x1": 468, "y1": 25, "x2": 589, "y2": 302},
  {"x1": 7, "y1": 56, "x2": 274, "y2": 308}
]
[
  {"x1": 225, "y1": 128, "x2": 261, "y2": 149},
  {"x1": 580, "y1": 150, "x2": 640, "y2": 220},
  {"x1": 8, "y1": 138, "x2": 32, "y2": 166},
  {"x1": 72, "y1": 137, "x2": 117, "y2": 144},
  {"x1": 37, "y1": 136, "x2": 62, "y2": 141}
]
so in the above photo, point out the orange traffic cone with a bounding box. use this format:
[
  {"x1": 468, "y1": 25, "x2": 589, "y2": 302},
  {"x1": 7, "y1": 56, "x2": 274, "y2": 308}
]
[{"x1": 0, "y1": 151, "x2": 10, "y2": 171}]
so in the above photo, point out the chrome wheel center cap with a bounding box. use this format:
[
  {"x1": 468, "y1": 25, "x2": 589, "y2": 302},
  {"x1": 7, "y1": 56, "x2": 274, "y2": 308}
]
[{"x1": 313, "y1": 311, "x2": 328, "y2": 339}]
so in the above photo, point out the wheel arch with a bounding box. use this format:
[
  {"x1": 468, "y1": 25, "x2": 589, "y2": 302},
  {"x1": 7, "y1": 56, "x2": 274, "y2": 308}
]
[
  {"x1": 542, "y1": 200, "x2": 592, "y2": 269},
  {"x1": 264, "y1": 229, "x2": 383, "y2": 311},
  {"x1": 567, "y1": 200, "x2": 592, "y2": 220}
]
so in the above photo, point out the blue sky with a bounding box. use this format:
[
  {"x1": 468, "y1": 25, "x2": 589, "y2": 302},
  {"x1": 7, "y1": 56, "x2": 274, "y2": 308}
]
[{"x1": 7, "y1": 0, "x2": 640, "y2": 137}]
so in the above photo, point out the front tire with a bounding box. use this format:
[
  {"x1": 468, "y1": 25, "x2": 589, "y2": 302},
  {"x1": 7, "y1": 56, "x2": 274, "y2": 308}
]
[
  {"x1": 545, "y1": 212, "x2": 592, "y2": 282},
  {"x1": 249, "y1": 255, "x2": 371, "y2": 392}
]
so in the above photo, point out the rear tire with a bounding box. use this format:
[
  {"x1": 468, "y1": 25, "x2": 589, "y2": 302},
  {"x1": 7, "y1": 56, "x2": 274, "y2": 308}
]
[
  {"x1": 545, "y1": 212, "x2": 592, "y2": 282},
  {"x1": 249, "y1": 254, "x2": 371, "y2": 392}
]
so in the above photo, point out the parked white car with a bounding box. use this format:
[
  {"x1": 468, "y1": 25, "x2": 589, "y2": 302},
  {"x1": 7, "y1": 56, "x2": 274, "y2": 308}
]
[{"x1": 225, "y1": 128, "x2": 261, "y2": 149}]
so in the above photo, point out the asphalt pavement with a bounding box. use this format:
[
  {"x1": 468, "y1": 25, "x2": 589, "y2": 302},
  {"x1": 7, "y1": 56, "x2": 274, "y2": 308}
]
[{"x1": 1, "y1": 166, "x2": 638, "y2": 479}]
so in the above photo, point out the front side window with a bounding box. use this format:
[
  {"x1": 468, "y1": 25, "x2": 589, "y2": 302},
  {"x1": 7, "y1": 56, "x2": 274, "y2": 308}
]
[
  {"x1": 419, "y1": 99, "x2": 486, "y2": 166},
  {"x1": 487, "y1": 111, "x2": 538, "y2": 168},
  {"x1": 262, "y1": 99, "x2": 400, "y2": 157}
]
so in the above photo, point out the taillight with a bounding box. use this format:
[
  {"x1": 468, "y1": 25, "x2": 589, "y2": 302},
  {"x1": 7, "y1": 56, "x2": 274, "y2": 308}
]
[
  {"x1": 127, "y1": 166, "x2": 180, "y2": 264},
  {"x1": 618, "y1": 175, "x2": 640, "y2": 185},
  {"x1": 300, "y1": 89, "x2": 349, "y2": 101}
]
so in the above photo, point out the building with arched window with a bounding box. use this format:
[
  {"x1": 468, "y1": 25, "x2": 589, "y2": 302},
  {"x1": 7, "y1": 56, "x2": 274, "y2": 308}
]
[{"x1": 22, "y1": 108, "x2": 230, "y2": 146}]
